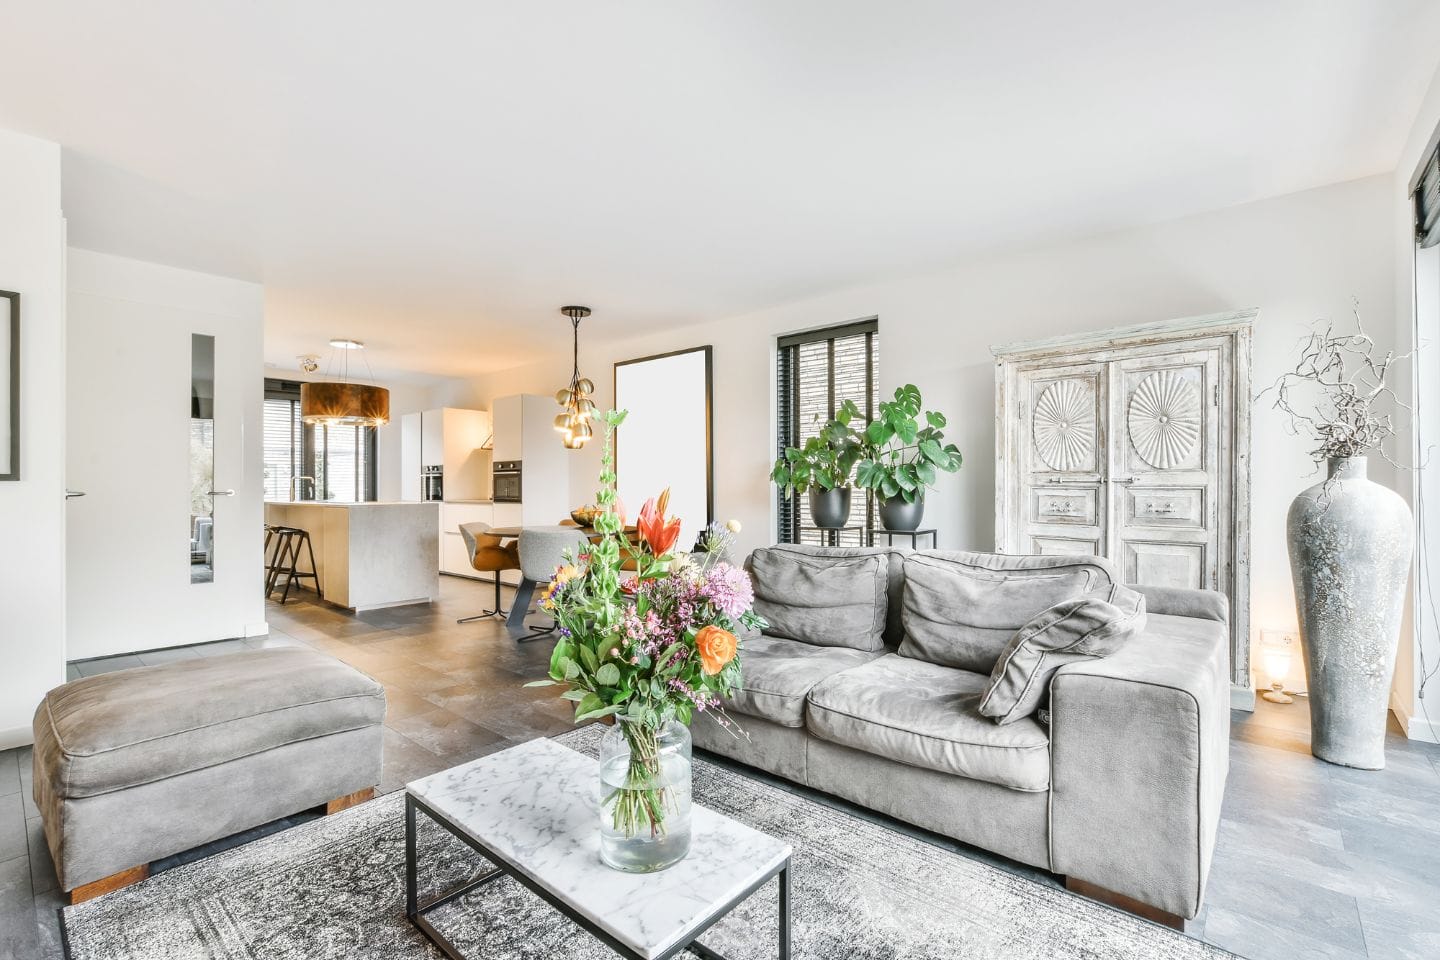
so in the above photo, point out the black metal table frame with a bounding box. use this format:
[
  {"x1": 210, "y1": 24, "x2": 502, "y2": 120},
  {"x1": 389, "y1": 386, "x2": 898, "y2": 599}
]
[{"x1": 406, "y1": 792, "x2": 792, "y2": 960}]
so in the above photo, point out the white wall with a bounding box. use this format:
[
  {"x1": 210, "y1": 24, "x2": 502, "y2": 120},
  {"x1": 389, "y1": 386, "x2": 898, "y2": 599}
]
[
  {"x1": 1394, "y1": 60, "x2": 1440, "y2": 742},
  {"x1": 66, "y1": 248, "x2": 267, "y2": 660},
  {"x1": 262, "y1": 365, "x2": 431, "y2": 502},
  {"x1": 433, "y1": 175, "x2": 1399, "y2": 698},
  {"x1": 0, "y1": 129, "x2": 66, "y2": 749}
]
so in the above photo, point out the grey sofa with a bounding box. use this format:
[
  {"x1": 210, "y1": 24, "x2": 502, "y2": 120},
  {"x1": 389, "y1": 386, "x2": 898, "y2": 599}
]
[{"x1": 692, "y1": 545, "x2": 1229, "y2": 927}]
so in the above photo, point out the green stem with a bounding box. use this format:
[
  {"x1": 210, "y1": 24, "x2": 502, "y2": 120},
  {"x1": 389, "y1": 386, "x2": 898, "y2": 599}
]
[{"x1": 606, "y1": 722, "x2": 670, "y2": 839}]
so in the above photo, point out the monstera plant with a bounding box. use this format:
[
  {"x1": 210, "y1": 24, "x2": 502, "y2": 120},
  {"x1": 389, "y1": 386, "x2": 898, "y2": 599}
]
[
  {"x1": 770, "y1": 399, "x2": 865, "y2": 529},
  {"x1": 854, "y1": 384, "x2": 961, "y2": 530}
]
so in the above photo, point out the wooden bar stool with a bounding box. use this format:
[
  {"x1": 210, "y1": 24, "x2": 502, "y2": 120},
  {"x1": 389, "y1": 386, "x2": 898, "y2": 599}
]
[{"x1": 266, "y1": 526, "x2": 321, "y2": 604}]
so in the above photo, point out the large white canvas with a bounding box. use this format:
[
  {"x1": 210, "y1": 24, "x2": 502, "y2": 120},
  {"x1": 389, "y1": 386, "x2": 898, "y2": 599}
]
[{"x1": 614, "y1": 347, "x2": 712, "y2": 551}]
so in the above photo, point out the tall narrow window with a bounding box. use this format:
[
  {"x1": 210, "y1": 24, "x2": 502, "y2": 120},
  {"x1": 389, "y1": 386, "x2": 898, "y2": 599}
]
[
  {"x1": 776, "y1": 319, "x2": 879, "y2": 545},
  {"x1": 263, "y1": 378, "x2": 377, "y2": 502}
]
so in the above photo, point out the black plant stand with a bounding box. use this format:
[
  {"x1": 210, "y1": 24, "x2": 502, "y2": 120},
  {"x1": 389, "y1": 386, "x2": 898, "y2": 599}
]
[{"x1": 869, "y1": 528, "x2": 938, "y2": 549}]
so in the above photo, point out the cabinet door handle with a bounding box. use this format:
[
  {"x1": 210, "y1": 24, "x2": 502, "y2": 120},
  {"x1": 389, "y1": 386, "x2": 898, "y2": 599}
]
[
  {"x1": 1108, "y1": 477, "x2": 1136, "y2": 485},
  {"x1": 65, "y1": 490, "x2": 86, "y2": 499},
  {"x1": 207, "y1": 489, "x2": 236, "y2": 497}
]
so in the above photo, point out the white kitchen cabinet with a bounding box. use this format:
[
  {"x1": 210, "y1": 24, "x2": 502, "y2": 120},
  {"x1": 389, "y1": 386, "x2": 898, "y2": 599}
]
[
  {"x1": 400, "y1": 407, "x2": 493, "y2": 501},
  {"x1": 420, "y1": 409, "x2": 444, "y2": 467},
  {"x1": 492, "y1": 395, "x2": 522, "y2": 462},
  {"x1": 399, "y1": 412, "x2": 422, "y2": 501}
]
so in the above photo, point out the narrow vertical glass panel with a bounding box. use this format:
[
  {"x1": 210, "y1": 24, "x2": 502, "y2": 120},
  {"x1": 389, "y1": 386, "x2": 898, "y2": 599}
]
[{"x1": 190, "y1": 334, "x2": 215, "y2": 584}]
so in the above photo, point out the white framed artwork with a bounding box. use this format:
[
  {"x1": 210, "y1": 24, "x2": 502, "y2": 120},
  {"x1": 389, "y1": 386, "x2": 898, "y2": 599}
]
[{"x1": 613, "y1": 346, "x2": 713, "y2": 551}]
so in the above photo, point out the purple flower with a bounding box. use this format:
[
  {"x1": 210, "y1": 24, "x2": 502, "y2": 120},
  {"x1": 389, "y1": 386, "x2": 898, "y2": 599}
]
[{"x1": 699, "y1": 562, "x2": 754, "y2": 619}]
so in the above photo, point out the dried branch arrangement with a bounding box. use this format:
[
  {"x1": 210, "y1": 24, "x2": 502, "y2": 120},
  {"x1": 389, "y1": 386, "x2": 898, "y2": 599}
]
[{"x1": 1260, "y1": 308, "x2": 1412, "y2": 467}]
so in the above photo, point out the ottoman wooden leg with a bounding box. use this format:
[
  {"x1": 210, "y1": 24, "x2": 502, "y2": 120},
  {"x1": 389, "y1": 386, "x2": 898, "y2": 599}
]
[
  {"x1": 70, "y1": 864, "x2": 149, "y2": 905},
  {"x1": 326, "y1": 787, "x2": 375, "y2": 815}
]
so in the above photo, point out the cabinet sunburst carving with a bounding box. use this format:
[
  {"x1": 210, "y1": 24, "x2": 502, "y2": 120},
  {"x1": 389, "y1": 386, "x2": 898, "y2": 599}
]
[
  {"x1": 1127, "y1": 370, "x2": 1201, "y2": 469},
  {"x1": 1032, "y1": 380, "x2": 1095, "y2": 471}
]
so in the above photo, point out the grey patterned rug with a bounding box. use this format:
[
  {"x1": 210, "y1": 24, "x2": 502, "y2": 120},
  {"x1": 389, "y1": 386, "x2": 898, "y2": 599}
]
[{"x1": 61, "y1": 726, "x2": 1232, "y2": 959}]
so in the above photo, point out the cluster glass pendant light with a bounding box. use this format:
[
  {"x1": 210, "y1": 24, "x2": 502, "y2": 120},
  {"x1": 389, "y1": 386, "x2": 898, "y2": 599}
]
[
  {"x1": 554, "y1": 306, "x2": 596, "y2": 448},
  {"x1": 300, "y1": 339, "x2": 391, "y2": 427}
]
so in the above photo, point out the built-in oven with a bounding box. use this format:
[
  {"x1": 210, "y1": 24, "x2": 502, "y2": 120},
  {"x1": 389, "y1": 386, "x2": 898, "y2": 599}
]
[
  {"x1": 492, "y1": 460, "x2": 522, "y2": 503},
  {"x1": 421, "y1": 465, "x2": 444, "y2": 502}
]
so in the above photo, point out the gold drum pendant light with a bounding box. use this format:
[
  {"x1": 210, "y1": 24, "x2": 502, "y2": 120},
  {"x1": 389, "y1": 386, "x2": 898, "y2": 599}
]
[
  {"x1": 300, "y1": 339, "x2": 391, "y2": 427},
  {"x1": 555, "y1": 306, "x2": 595, "y2": 448}
]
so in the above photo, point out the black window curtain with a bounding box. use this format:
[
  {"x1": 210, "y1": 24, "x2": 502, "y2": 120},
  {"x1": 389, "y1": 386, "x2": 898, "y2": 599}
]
[
  {"x1": 263, "y1": 378, "x2": 377, "y2": 502},
  {"x1": 1415, "y1": 144, "x2": 1440, "y2": 248},
  {"x1": 775, "y1": 319, "x2": 879, "y2": 545}
]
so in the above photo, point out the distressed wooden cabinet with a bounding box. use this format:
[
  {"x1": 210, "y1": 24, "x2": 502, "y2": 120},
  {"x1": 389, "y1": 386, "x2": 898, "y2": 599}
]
[{"x1": 993, "y1": 311, "x2": 1254, "y2": 708}]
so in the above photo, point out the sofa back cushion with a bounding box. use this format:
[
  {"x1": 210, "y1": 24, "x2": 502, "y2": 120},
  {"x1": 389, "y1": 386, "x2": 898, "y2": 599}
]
[
  {"x1": 746, "y1": 545, "x2": 904, "y2": 651},
  {"x1": 897, "y1": 551, "x2": 1119, "y2": 672},
  {"x1": 979, "y1": 583, "x2": 1147, "y2": 724}
]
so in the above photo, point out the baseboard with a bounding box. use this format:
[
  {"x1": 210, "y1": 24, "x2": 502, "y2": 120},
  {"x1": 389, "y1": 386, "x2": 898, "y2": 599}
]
[
  {"x1": 1389, "y1": 692, "x2": 1440, "y2": 744},
  {"x1": 1230, "y1": 683, "x2": 1255, "y2": 712},
  {"x1": 0, "y1": 725, "x2": 34, "y2": 750}
]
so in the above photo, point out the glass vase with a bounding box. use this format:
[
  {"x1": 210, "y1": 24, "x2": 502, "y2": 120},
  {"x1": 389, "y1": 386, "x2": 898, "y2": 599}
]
[{"x1": 598, "y1": 716, "x2": 692, "y2": 872}]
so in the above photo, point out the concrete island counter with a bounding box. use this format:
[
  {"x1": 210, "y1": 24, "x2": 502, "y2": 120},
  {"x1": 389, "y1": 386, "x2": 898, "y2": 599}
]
[{"x1": 264, "y1": 501, "x2": 439, "y2": 611}]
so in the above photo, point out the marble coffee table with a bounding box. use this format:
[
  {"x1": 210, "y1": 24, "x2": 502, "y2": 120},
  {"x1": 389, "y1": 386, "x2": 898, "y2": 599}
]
[{"x1": 405, "y1": 737, "x2": 793, "y2": 960}]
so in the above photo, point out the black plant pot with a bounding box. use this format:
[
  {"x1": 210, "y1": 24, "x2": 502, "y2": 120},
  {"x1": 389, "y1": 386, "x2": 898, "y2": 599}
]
[
  {"x1": 808, "y1": 486, "x2": 853, "y2": 529},
  {"x1": 878, "y1": 492, "x2": 925, "y2": 531}
]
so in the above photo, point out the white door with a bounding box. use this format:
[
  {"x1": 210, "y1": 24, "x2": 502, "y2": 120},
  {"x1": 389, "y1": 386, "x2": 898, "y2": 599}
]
[
  {"x1": 65, "y1": 257, "x2": 266, "y2": 660},
  {"x1": 1107, "y1": 348, "x2": 1222, "y2": 591},
  {"x1": 1015, "y1": 362, "x2": 1108, "y2": 557}
]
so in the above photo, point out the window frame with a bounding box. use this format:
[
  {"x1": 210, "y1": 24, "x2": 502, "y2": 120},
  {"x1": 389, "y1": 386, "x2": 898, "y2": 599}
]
[
  {"x1": 263, "y1": 378, "x2": 378, "y2": 502},
  {"x1": 775, "y1": 318, "x2": 879, "y2": 545}
]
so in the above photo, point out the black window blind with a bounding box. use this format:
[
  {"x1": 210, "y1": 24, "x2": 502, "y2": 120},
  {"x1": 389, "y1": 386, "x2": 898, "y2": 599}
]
[
  {"x1": 1415, "y1": 142, "x2": 1440, "y2": 249},
  {"x1": 775, "y1": 319, "x2": 879, "y2": 545}
]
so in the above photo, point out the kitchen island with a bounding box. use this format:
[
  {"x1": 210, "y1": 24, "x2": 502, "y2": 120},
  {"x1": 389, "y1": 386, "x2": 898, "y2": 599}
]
[{"x1": 264, "y1": 501, "x2": 439, "y2": 611}]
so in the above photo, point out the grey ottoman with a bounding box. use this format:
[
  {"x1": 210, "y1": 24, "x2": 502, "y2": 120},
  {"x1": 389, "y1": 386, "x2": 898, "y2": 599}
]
[{"x1": 32, "y1": 646, "x2": 386, "y2": 903}]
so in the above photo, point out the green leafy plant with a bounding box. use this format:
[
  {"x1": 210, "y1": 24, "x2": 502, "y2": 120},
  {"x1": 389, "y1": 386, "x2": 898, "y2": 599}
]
[
  {"x1": 770, "y1": 398, "x2": 865, "y2": 496},
  {"x1": 855, "y1": 384, "x2": 962, "y2": 503}
]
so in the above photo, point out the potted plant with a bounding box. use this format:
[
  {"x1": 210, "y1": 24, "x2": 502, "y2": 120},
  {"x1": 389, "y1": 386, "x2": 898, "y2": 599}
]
[
  {"x1": 1265, "y1": 314, "x2": 1414, "y2": 770},
  {"x1": 855, "y1": 384, "x2": 962, "y2": 531},
  {"x1": 770, "y1": 398, "x2": 865, "y2": 529}
]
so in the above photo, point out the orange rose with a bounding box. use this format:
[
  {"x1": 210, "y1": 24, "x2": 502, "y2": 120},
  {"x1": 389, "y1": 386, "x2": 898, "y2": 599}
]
[{"x1": 695, "y1": 625, "x2": 738, "y2": 676}]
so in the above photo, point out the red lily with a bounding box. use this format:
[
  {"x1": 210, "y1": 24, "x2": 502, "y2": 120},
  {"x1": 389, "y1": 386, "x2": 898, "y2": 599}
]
[{"x1": 636, "y1": 488, "x2": 682, "y2": 557}]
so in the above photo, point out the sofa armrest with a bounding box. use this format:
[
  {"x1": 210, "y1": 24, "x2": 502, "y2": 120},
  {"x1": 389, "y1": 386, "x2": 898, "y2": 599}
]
[
  {"x1": 1048, "y1": 613, "x2": 1230, "y2": 920},
  {"x1": 1132, "y1": 583, "x2": 1229, "y2": 624}
]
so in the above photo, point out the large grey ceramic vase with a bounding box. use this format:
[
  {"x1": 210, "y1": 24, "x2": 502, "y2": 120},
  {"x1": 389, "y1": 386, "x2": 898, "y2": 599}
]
[{"x1": 1287, "y1": 456, "x2": 1413, "y2": 769}]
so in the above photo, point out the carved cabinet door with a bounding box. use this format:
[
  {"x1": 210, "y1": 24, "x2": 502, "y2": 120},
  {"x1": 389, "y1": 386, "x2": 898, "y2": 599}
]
[
  {"x1": 1107, "y1": 348, "x2": 1223, "y2": 590},
  {"x1": 1014, "y1": 363, "x2": 1107, "y2": 557}
]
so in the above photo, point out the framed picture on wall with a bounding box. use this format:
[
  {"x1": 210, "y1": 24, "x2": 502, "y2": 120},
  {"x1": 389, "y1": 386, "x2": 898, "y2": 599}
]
[
  {"x1": 613, "y1": 345, "x2": 713, "y2": 550},
  {"x1": 0, "y1": 290, "x2": 17, "y2": 481}
]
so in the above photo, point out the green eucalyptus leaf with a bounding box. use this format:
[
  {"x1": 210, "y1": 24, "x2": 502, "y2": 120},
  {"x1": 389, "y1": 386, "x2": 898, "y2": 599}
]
[
  {"x1": 578, "y1": 644, "x2": 599, "y2": 674},
  {"x1": 595, "y1": 663, "x2": 621, "y2": 686}
]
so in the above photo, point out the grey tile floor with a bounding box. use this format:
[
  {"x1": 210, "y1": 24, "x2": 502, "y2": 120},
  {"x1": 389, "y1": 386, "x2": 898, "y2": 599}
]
[{"x1": 1, "y1": 573, "x2": 1438, "y2": 959}]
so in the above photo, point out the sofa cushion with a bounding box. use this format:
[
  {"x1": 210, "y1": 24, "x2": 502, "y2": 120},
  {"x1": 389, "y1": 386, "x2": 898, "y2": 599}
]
[
  {"x1": 805, "y1": 654, "x2": 1050, "y2": 791},
  {"x1": 722, "y1": 635, "x2": 880, "y2": 727},
  {"x1": 34, "y1": 647, "x2": 386, "y2": 799},
  {"x1": 979, "y1": 583, "x2": 1147, "y2": 724},
  {"x1": 747, "y1": 546, "x2": 898, "y2": 651},
  {"x1": 897, "y1": 551, "x2": 1119, "y2": 672}
]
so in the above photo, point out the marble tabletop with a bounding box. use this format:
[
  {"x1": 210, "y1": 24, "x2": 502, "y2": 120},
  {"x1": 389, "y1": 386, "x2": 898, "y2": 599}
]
[{"x1": 408, "y1": 738, "x2": 791, "y2": 960}]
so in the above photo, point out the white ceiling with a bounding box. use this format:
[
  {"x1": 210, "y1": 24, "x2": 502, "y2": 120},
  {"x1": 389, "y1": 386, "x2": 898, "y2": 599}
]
[{"x1": 2, "y1": 1, "x2": 1438, "y2": 382}]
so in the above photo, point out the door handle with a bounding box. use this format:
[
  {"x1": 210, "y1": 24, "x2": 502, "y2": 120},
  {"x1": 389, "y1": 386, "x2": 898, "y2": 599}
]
[
  {"x1": 207, "y1": 489, "x2": 236, "y2": 497},
  {"x1": 1107, "y1": 477, "x2": 1136, "y2": 485},
  {"x1": 65, "y1": 490, "x2": 86, "y2": 499}
]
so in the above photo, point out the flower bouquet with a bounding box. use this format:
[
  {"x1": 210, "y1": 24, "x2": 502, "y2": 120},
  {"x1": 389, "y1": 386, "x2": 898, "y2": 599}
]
[{"x1": 528, "y1": 410, "x2": 764, "y2": 871}]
